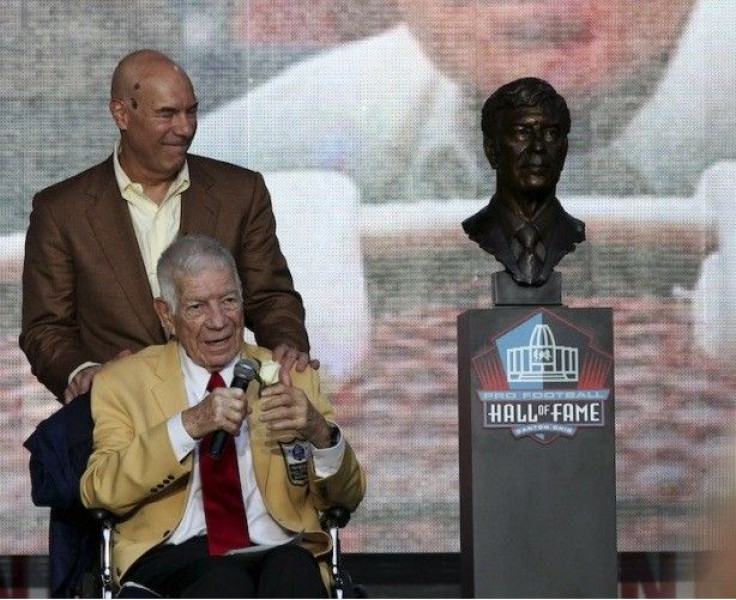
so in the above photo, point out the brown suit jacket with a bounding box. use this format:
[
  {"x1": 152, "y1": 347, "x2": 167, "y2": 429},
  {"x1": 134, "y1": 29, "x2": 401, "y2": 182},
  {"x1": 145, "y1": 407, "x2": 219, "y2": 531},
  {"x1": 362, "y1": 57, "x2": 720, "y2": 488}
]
[
  {"x1": 79, "y1": 341, "x2": 365, "y2": 584},
  {"x1": 20, "y1": 155, "x2": 309, "y2": 398}
]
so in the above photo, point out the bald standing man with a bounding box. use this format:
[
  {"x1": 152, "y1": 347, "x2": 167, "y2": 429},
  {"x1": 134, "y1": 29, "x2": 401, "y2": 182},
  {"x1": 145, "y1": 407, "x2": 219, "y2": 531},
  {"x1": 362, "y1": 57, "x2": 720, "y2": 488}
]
[{"x1": 21, "y1": 49, "x2": 315, "y2": 402}]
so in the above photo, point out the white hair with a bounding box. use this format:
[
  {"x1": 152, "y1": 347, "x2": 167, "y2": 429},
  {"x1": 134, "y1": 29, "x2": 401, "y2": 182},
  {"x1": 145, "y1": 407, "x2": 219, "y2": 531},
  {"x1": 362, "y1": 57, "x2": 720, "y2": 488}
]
[{"x1": 157, "y1": 234, "x2": 242, "y2": 313}]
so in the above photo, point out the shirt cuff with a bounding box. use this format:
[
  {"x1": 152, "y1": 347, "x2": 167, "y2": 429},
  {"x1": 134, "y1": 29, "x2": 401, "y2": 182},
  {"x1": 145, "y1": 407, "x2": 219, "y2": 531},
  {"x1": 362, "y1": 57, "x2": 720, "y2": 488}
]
[
  {"x1": 67, "y1": 361, "x2": 100, "y2": 384},
  {"x1": 310, "y1": 423, "x2": 345, "y2": 478},
  {"x1": 167, "y1": 413, "x2": 196, "y2": 462}
]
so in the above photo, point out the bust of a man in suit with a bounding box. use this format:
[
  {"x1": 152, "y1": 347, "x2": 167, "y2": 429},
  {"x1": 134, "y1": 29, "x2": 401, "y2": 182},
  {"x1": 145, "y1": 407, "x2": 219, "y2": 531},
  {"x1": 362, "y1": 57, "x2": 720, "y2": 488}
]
[{"x1": 462, "y1": 77, "x2": 585, "y2": 286}]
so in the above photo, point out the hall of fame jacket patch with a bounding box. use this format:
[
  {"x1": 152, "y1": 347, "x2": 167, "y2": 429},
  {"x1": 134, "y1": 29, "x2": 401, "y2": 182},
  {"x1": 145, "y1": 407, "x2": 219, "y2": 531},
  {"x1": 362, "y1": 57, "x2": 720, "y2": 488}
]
[{"x1": 278, "y1": 439, "x2": 310, "y2": 486}]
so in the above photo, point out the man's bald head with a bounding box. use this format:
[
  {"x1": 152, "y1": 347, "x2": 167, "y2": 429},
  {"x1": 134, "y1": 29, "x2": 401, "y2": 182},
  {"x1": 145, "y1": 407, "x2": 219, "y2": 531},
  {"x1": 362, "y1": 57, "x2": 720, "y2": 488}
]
[{"x1": 111, "y1": 50, "x2": 191, "y2": 109}]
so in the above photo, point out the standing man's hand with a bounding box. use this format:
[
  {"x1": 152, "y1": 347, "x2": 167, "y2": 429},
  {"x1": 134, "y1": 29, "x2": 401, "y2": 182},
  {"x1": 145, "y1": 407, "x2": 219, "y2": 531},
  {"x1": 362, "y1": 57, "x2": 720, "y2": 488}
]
[
  {"x1": 62, "y1": 349, "x2": 133, "y2": 404},
  {"x1": 63, "y1": 365, "x2": 103, "y2": 404},
  {"x1": 272, "y1": 342, "x2": 320, "y2": 378}
]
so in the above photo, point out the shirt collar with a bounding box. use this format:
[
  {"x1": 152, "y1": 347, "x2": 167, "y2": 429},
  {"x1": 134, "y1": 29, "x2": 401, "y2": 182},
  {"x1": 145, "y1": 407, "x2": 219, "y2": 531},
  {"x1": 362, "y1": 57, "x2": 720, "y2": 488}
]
[
  {"x1": 178, "y1": 344, "x2": 239, "y2": 400},
  {"x1": 112, "y1": 139, "x2": 191, "y2": 199}
]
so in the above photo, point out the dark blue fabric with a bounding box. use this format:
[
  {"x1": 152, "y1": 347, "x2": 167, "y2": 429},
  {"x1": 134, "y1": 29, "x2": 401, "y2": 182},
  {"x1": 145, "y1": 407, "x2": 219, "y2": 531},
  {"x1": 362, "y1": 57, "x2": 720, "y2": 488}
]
[{"x1": 23, "y1": 392, "x2": 96, "y2": 598}]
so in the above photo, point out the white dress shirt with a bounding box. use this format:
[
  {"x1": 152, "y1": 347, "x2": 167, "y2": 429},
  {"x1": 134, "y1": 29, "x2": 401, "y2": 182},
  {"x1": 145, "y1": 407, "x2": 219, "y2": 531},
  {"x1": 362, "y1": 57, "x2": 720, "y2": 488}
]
[{"x1": 166, "y1": 348, "x2": 345, "y2": 547}]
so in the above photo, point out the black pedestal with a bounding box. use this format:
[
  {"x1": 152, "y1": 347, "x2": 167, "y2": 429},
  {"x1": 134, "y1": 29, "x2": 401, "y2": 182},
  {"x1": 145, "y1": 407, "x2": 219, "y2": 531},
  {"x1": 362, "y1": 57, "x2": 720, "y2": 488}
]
[
  {"x1": 492, "y1": 271, "x2": 562, "y2": 305},
  {"x1": 457, "y1": 303, "x2": 617, "y2": 598}
]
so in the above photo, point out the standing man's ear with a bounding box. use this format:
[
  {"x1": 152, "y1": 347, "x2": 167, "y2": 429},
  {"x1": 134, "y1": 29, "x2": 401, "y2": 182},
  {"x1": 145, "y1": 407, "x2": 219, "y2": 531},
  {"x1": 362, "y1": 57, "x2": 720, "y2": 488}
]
[{"x1": 109, "y1": 97, "x2": 129, "y2": 132}]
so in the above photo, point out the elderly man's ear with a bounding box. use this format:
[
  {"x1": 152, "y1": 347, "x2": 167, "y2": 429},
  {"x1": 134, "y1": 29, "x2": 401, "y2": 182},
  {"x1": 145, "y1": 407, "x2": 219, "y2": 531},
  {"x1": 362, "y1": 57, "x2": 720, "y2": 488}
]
[{"x1": 154, "y1": 298, "x2": 176, "y2": 338}]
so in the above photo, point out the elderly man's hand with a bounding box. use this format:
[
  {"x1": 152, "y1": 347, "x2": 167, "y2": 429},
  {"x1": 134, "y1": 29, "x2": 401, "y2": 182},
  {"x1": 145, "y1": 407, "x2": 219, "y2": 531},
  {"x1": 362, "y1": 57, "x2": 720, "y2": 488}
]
[
  {"x1": 272, "y1": 343, "x2": 320, "y2": 377},
  {"x1": 181, "y1": 386, "x2": 250, "y2": 440},
  {"x1": 259, "y1": 371, "x2": 332, "y2": 448}
]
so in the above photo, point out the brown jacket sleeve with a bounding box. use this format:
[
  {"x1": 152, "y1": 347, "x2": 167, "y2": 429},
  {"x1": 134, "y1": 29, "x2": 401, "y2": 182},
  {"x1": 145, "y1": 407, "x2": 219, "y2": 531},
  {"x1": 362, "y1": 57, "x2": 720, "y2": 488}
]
[
  {"x1": 20, "y1": 159, "x2": 164, "y2": 399},
  {"x1": 239, "y1": 172, "x2": 309, "y2": 352},
  {"x1": 20, "y1": 191, "x2": 89, "y2": 398}
]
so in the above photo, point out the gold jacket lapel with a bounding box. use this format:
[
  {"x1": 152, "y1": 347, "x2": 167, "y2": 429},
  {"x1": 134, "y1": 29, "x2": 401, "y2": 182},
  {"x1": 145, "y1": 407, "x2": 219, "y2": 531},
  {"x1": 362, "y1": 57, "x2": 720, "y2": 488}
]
[{"x1": 150, "y1": 341, "x2": 189, "y2": 419}]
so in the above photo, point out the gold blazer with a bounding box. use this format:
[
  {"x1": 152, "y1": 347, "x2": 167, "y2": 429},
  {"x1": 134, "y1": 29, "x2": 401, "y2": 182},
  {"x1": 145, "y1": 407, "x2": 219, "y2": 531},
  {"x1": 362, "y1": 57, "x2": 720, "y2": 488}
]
[{"x1": 80, "y1": 340, "x2": 365, "y2": 584}]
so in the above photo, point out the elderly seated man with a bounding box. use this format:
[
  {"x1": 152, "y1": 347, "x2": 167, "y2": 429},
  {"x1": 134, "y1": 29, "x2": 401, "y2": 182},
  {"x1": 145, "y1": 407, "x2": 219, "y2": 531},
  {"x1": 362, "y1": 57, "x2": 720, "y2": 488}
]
[{"x1": 80, "y1": 234, "x2": 365, "y2": 598}]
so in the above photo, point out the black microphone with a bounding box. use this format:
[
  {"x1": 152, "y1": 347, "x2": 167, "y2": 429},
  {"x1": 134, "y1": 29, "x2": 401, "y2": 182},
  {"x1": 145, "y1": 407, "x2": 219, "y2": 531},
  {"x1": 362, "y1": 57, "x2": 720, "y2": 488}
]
[{"x1": 209, "y1": 358, "x2": 259, "y2": 459}]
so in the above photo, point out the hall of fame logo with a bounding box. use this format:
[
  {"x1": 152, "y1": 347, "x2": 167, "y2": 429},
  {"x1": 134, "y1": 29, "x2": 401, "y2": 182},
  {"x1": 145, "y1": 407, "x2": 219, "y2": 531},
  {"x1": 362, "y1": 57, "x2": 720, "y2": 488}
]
[{"x1": 472, "y1": 309, "x2": 612, "y2": 444}]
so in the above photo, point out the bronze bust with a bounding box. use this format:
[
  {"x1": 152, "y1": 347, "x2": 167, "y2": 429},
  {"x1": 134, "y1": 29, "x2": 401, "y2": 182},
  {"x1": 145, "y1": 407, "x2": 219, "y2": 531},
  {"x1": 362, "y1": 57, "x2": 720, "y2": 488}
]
[{"x1": 462, "y1": 77, "x2": 585, "y2": 287}]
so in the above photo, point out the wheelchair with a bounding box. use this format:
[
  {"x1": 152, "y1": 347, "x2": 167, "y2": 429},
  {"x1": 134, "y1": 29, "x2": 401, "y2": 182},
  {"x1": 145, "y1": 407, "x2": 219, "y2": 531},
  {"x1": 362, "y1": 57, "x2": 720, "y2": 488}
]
[
  {"x1": 87, "y1": 506, "x2": 363, "y2": 599},
  {"x1": 25, "y1": 391, "x2": 364, "y2": 598}
]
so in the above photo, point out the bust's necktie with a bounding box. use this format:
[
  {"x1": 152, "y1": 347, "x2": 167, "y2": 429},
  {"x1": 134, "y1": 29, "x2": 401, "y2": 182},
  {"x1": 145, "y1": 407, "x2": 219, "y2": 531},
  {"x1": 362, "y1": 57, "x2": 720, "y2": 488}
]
[
  {"x1": 514, "y1": 223, "x2": 544, "y2": 284},
  {"x1": 199, "y1": 371, "x2": 250, "y2": 555}
]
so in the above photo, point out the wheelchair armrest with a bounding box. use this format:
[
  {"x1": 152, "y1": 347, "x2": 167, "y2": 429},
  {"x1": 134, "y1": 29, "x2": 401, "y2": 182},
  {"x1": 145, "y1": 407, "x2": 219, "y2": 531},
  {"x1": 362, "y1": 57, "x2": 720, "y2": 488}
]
[
  {"x1": 89, "y1": 508, "x2": 117, "y2": 599},
  {"x1": 320, "y1": 507, "x2": 357, "y2": 598},
  {"x1": 320, "y1": 506, "x2": 351, "y2": 530},
  {"x1": 89, "y1": 508, "x2": 116, "y2": 524}
]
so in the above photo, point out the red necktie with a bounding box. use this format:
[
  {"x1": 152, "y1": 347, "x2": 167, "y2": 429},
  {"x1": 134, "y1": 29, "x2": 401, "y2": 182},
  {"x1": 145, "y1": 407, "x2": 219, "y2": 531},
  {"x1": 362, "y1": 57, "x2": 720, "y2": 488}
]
[{"x1": 199, "y1": 371, "x2": 251, "y2": 555}]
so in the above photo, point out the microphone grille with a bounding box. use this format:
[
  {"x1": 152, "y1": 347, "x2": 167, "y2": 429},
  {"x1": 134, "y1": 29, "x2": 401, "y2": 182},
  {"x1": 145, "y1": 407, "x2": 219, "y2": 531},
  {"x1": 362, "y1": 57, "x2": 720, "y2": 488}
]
[{"x1": 234, "y1": 358, "x2": 258, "y2": 381}]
